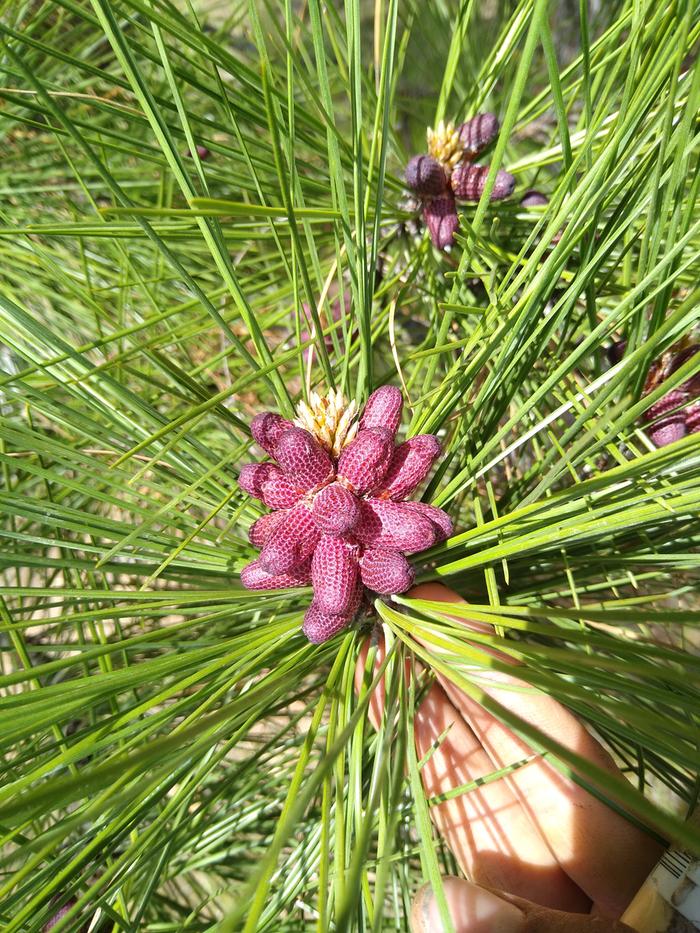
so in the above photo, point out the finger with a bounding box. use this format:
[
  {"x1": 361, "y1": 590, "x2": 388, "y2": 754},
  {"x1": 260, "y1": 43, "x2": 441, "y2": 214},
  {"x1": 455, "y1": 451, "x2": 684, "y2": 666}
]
[
  {"x1": 354, "y1": 632, "x2": 588, "y2": 909},
  {"x1": 409, "y1": 583, "x2": 663, "y2": 917},
  {"x1": 414, "y1": 681, "x2": 590, "y2": 912},
  {"x1": 410, "y1": 877, "x2": 636, "y2": 933}
]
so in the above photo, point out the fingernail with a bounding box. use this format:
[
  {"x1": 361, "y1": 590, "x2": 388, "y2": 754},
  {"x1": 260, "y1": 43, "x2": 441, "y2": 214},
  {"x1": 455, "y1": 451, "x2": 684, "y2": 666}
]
[{"x1": 412, "y1": 878, "x2": 526, "y2": 933}]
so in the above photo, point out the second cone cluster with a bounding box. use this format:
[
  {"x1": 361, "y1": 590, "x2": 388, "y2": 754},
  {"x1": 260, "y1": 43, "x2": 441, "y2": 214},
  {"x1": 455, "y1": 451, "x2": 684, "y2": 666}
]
[{"x1": 405, "y1": 114, "x2": 515, "y2": 250}]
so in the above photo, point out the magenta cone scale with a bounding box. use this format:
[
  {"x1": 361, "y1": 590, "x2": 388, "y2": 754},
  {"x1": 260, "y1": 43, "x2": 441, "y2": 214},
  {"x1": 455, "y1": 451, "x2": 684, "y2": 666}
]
[
  {"x1": 644, "y1": 389, "x2": 690, "y2": 448},
  {"x1": 241, "y1": 559, "x2": 312, "y2": 589},
  {"x1": 639, "y1": 340, "x2": 700, "y2": 446},
  {"x1": 311, "y1": 536, "x2": 360, "y2": 614},
  {"x1": 685, "y1": 402, "x2": 700, "y2": 434},
  {"x1": 405, "y1": 155, "x2": 448, "y2": 197},
  {"x1": 646, "y1": 388, "x2": 688, "y2": 422},
  {"x1": 239, "y1": 463, "x2": 300, "y2": 510},
  {"x1": 185, "y1": 144, "x2": 210, "y2": 160},
  {"x1": 312, "y1": 482, "x2": 360, "y2": 536},
  {"x1": 450, "y1": 162, "x2": 515, "y2": 202},
  {"x1": 259, "y1": 504, "x2": 319, "y2": 574},
  {"x1": 355, "y1": 499, "x2": 438, "y2": 553},
  {"x1": 275, "y1": 427, "x2": 334, "y2": 490},
  {"x1": 457, "y1": 113, "x2": 500, "y2": 157},
  {"x1": 648, "y1": 417, "x2": 686, "y2": 448},
  {"x1": 359, "y1": 385, "x2": 403, "y2": 435},
  {"x1": 377, "y1": 434, "x2": 441, "y2": 499},
  {"x1": 422, "y1": 195, "x2": 459, "y2": 249},
  {"x1": 248, "y1": 510, "x2": 285, "y2": 547},
  {"x1": 238, "y1": 462, "x2": 278, "y2": 499},
  {"x1": 302, "y1": 598, "x2": 360, "y2": 644},
  {"x1": 251, "y1": 412, "x2": 293, "y2": 457},
  {"x1": 360, "y1": 548, "x2": 414, "y2": 594},
  {"x1": 403, "y1": 501, "x2": 453, "y2": 540},
  {"x1": 239, "y1": 387, "x2": 452, "y2": 642},
  {"x1": 260, "y1": 471, "x2": 300, "y2": 510},
  {"x1": 337, "y1": 427, "x2": 394, "y2": 494},
  {"x1": 405, "y1": 112, "x2": 515, "y2": 251}
]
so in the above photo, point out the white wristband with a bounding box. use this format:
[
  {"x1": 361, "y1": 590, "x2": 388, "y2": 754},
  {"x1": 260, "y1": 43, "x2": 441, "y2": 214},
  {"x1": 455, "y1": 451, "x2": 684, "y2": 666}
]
[{"x1": 621, "y1": 843, "x2": 700, "y2": 931}]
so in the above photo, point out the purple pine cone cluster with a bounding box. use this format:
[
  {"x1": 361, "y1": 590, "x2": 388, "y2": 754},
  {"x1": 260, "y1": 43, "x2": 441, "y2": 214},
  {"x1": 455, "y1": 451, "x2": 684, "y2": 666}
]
[
  {"x1": 404, "y1": 114, "x2": 516, "y2": 250},
  {"x1": 239, "y1": 386, "x2": 452, "y2": 643},
  {"x1": 641, "y1": 340, "x2": 700, "y2": 447}
]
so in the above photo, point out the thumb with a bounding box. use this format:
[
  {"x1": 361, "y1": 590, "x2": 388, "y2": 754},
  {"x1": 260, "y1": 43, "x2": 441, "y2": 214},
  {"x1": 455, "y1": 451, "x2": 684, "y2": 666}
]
[{"x1": 410, "y1": 878, "x2": 637, "y2": 933}]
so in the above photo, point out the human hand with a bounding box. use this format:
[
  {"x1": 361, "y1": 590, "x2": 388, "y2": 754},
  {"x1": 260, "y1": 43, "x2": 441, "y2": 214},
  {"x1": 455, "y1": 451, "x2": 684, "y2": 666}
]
[{"x1": 354, "y1": 583, "x2": 663, "y2": 932}]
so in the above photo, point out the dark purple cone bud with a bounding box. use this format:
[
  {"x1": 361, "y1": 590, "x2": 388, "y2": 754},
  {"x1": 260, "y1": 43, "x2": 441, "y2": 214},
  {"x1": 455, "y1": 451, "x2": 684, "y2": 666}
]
[
  {"x1": 450, "y1": 163, "x2": 515, "y2": 202},
  {"x1": 312, "y1": 482, "x2": 360, "y2": 536},
  {"x1": 377, "y1": 434, "x2": 441, "y2": 500},
  {"x1": 402, "y1": 501, "x2": 453, "y2": 540},
  {"x1": 311, "y1": 536, "x2": 360, "y2": 615},
  {"x1": 360, "y1": 385, "x2": 404, "y2": 436},
  {"x1": 685, "y1": 402, "x2": 700, "y2": 434},
  {"x1": 185, "y1": 145, "x2": 210, "y2": 160},
  {"x1": 355, "y1": 499, "x2": 438, "y2": 554},
  {"x1": 275, "y1": 427, "x2": 334, "y2": 491},
  {"x1": 405, "y1": 155, "x2": 448, "y2": 197},
  {"x1": 259, "y1": 505, "x2": 319, "y2": 574},
  {"x1": 337, "y1": 427, "x2": 395, "y2": 494},
  {"x1": 520, "y1": 189, "x2": 549, "y2": 208},
  {"x1": 422, "y1": 195, "x2": 459, "y2": 250},
  {"x1": 239, "y1": 462, "x2": 279, "y2": 500},
  {"x1": 251, "y1": 412, "x2": 293, "y2": 458},
  {"x1": 457, "y1": 113, "x2": 500, "y2": 157},
  {"x1": 302, "y1": 597, "x2": 359, "y2": 644},
  {"x1": 248, "y1": 510, "x2": 285, "y2": 547},
  {"x1": 360, "y1": 548, "x2": 414, "y2": 595},
  {"x1": 607, "y1": 340, "x2": 627, "y2": 366},
  {"x1": 241, "y1": 558, "x2": 311, "y2": 590}
]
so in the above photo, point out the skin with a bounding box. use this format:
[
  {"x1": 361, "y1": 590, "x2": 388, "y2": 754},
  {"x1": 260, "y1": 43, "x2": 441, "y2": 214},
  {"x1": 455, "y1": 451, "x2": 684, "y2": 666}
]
[{"x1": 354, "y1": 583, "x2": 663, "y2": 933}]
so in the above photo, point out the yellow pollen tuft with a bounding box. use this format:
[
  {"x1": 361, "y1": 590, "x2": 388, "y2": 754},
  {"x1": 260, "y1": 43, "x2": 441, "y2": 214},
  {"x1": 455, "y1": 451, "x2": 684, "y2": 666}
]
[
  {"x1": 427, "y1": 119, "x2": 463, "y2": 170},
  {"x1": 294, "y1": 389, "x2": 359, "y2": 458}
]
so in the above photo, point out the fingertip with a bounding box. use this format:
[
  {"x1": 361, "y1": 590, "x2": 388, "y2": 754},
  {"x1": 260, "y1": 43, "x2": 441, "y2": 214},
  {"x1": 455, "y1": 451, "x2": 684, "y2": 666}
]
[
  {"x1": 407, "y1": 583, "x2": 494, "y2": 637},
  {"x1": 408, "y1": 582, "x2": 466, "y2": 605},
  {"x1": 410, "y1": 883, "x2": 433, "y2": 933},
  {"x1": 410, "y1": 878, "x2": 525, "y2": 933}
]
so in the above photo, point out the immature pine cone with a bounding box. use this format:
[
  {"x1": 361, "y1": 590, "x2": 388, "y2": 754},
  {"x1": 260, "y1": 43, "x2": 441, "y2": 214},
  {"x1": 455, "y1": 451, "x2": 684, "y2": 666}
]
[
  {"x1": 239, "y1": 387, "x2": 452, "y2": 643},
  {"x1": 450, "y1": 162, "x2": 515, "y2": 202},
  {"x1": 405, "y1": 155, "x2": 448, "y2": 197},
  {"x1": 185, "y1": 144, "x2": 210, "y2": 160},
  {"x1": 422, "y1": 195, "x2": 460, "y2": 250},
  {"x1": 457, "y1": 112, "x2": 500, "y2": 157},
  {"x1": 406, "y1": 111, "x2": 515, "y2": 251},
  {"x1": 520, "y1": 189, "x2": 549, "y2": 208}
]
